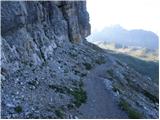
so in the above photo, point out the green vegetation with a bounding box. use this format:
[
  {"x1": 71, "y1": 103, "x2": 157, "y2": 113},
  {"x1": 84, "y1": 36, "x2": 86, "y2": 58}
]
[
  {"x1": 14, "y1": 106, "x2": 23, "y2": 113},
  {"x1": 107, "y1": 69, "x2": 114, "y2": 78},
  {"x1": 109, "y1": 52, "x2": 159, "y2": 84},
  {"x1": 67, "y1": 103, "x2": 74, "y2": 110},
  {"x1": 71, "y1": 88, "x2": 87, "y2": 107},
  {"x1": 119, "y1": 99, "x2": 142, "y2": 119},
  {"x1": 55, "y1": 109, "x2": 64, "y2": 119},
  {"x1": 48, "y1": 85, "x2": 70, "y2": 94},
  {"x1": 21, "y1": 60, "x2": 28, "y2": 65},
  {"x1": 71, "y1": 80, "x2": 87, "y2": 107},
  {"x1": 112, "y1": 85, "x2": 120, "y2": 93},
  {"x1": 95, "y1": 56, "x2": 106, "y2": 64},
  {"x1": 116, "y1": 60, "x2": 124, "y2": 66},
  {"x1": 79, "y1": 80, "x2": 84, "y2": 88},
  {"x1": 112, "y1": 82, "x2": 124, "y2": 94},
  {"x1": 80, "y1": 73, "x2": 87, "y2": 77},
  {"x1": 49, "y1": 80, "x2": 87, "y2": 108},
  {"x1": 83, "y1": 63, "x2": 92, "y2": 70},
  {"x1": 69, "y1": 51, "x2": 77, "y2": 58},
  {"x1": 143, "y1": 91, "x2": 158, "y2": 103}
]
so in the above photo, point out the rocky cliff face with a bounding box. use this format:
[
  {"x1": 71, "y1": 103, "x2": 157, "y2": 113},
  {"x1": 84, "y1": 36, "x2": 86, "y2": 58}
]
[
  {"x1": 1, "y1": 1, "x2": 158, "y2": 119},
  {"x1": 1, "y1": 1, "x2": 90, "y2": 67},
  {"x1": 1, "y1": 1, "x2": 95, "y2": 118}
]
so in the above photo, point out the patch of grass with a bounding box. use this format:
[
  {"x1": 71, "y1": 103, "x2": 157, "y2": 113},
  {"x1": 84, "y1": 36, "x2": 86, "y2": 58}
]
[
  {"x1": 112, "y1": 86, "x2": 120, "y2": 93},
  {"x1": 83, "y1": 63, "x2": 92, "y2": 70},
  {"x1": 107, "y1": 69, "x2": 114, "y2": 78},
  {"x1": 69, "y1": 51, "x2": 77, "y2": 58},
  {"x1": 80, "y1": 73, "x2": 87, "y2": 77},
  {"x1": 55, "y1": 109, "x2": 64, "y2": 119},
  {"x1": 48, "y1": 85, "x2": 70, "y2": 94},
  {"x1": 112, "y1": 83, "x2": 126, "y2": 95},
  {"x1": 95, "y1": 56, "x2": 106, "y2": 64},
  {"x1": 110, "y1": 52, "x2": 159, "y2": 84},
  {"x1": 49, "y1": 80, "x2": 87, "y2": 108},
  {"x1": 79, "y1": 80, "x2": 84, "y2": 88},
  {"x1": 71, "y1": 80, "x2": 87, "y2": 107},
  {"x1": 71, "y1": 88, "x2": 87, "y2": 107},
  {"x1": 143, "y1": 91, "x2": 158, "y2": 103},
  {"x1": 119, "y1": 99, "x2": 142, "y2": 119},
  {"x1": 116, "y1": 60, "x2": 124, "y2": 66},
  {"x1": 14, "y1": 106, "x2": 23, "y2": 113},
  {"x1": 67, "y1": 104, "x2": 74, "y2": 110},
  {"x1": 21, "y1": 60, "x2": 28, "y2": 65}
]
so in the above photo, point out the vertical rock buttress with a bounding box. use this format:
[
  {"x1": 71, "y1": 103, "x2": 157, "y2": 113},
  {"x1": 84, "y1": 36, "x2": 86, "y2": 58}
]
[
  {"x1": 1, "y1": 1, "x2": 91, "y2": 118},
  {"x1": 1, "y1": 1, "x2": 90, "y2": 69}
]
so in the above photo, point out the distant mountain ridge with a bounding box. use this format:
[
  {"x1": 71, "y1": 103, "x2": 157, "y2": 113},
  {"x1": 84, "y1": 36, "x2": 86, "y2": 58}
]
[{"x1": 88, "y1": 25, "x2": 159, "y2": 50}]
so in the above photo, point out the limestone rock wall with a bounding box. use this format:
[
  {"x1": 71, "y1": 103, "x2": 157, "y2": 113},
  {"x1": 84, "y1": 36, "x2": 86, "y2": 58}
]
[
  {"x1": 1, "y1": 1, "x2": 90, "y2": 40},
  {"x1": 1, "y1": 1, "x2": 93, "y2": 118},
  {"x1": 1, "y1": 1, "x2": 90, "y2": 71}
]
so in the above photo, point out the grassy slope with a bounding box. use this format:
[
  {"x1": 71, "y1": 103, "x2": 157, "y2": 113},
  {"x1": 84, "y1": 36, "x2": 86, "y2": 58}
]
[{"x1": 108, "y1": 50, "x2": 159, "y2": 84}]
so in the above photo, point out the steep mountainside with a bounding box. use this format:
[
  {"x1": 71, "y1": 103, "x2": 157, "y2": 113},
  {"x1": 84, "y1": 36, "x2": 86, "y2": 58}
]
[
  {"x1": 1, "y1": 1, "x2": 159, "y2": 119},
  {"x1": 107, "y1": 51, "x2": 159, "y2": 84}
]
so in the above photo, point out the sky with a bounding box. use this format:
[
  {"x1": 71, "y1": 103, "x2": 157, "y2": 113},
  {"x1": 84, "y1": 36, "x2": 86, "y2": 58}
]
[{"x1": 86, "y1": 0, "x2": 160, "y2": 37}]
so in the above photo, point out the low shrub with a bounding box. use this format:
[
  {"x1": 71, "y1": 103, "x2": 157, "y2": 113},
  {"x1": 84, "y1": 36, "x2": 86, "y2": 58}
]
[{"x1": 119, "y1": 99, "x2": 142, "y2": 119}]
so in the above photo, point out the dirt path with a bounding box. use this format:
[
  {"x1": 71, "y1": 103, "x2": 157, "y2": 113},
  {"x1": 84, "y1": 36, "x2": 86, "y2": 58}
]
[{"x1": 78, "y1": 62, "x2": 128, "y2": 119}]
